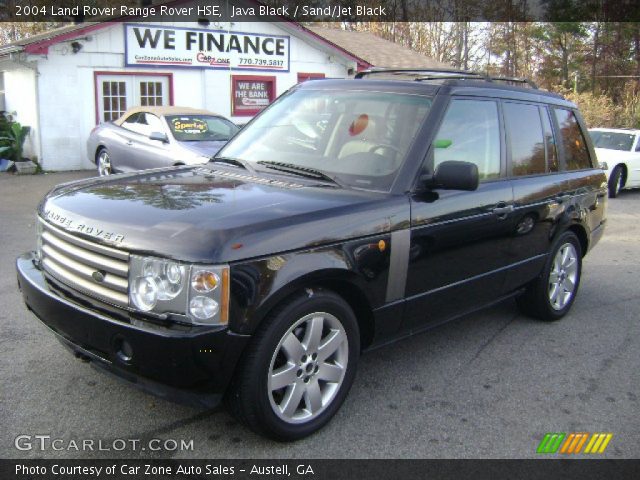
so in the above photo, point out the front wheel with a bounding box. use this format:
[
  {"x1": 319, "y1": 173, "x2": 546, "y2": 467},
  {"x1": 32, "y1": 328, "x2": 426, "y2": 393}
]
[
  {"x1": 226, "y1": 289, "x2": 359, "y2": 441},
  {"x1": 608, "y1": 165, "x2": 624, "y2": 198},
  {"x1": 516, "y1": 231, "x2": 582, "y2": 321}
]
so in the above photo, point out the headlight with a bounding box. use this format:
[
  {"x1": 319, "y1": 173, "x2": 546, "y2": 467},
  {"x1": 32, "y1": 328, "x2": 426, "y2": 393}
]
[
  {"x1": 131, "y1": 276, "x2": 158, "y2": 311},
  {"x1": 129, "y1": 255, "x2": 229, "y2": 325},
  {"x1": 141, "y1": 258, "x2": 185, "y2": 300}
]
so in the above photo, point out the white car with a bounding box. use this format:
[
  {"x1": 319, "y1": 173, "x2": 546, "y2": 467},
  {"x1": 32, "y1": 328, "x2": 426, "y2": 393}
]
[{"x1": 589, "y1": 128, "x2": 640, "y2": 197}]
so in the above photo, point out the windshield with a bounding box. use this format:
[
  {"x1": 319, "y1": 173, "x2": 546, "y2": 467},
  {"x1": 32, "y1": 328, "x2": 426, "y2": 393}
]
[
  {"x1": 589, "y1": 130, "x2": 635, "y2": 151},
  {"x1": 217, "y1": 88, "x2": 432, "y2": 191},
  {"x1": 166, "y1": 115, "x2": 239, "y2": 142}
]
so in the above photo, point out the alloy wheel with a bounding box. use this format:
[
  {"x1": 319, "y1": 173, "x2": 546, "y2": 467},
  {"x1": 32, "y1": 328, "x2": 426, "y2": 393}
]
[
  {"x1": 548, "y1": 242, "x2": 578, "y2": 310},
  {"x1": 97, "y1": 151, "x2": 111, "y2": 176},
  {"x1": 268, "y1": 312, "x2": 348, "y2": 424}
]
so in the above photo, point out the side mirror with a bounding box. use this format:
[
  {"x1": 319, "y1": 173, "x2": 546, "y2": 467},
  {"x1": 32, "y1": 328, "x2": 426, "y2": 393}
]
[
  {"x1": 149, "y1": 131, "x2": 169, "y2": 143},
  {"x1": 425, "y1": 160, "x2": 479, "y2": 191}
]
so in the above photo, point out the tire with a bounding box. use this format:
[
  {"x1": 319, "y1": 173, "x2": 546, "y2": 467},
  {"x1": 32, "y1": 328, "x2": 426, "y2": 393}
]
[
  {"x1": 226, "y1": 288, "x2": 360, "y2": 441},
  {"x1": 96, "y1": 148, "x2": 112, "y2": 177},
  {"x1": 516, "y1": 231, "x2": 582, "y2": 321},
  {"x1": 608, "y1": 165, "x2": 624, "y2": 198}
]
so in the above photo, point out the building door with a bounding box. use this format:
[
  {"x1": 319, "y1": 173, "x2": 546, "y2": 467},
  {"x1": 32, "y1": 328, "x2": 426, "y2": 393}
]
[{"x1": 96, "y1": 74, "x2": 171, "y2": 123}]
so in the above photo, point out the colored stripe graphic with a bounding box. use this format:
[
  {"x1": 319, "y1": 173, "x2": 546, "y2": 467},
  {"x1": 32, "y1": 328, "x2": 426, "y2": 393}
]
[
  {"x1": 584, "y1": 433, "x2": 613, "y2": 454},
  {"x1": 562, "y1": 433, "x2": 588, "y2": 453},
  {"x1": 573, "y1": 433, "x2": 589, "y2": 453},
  {"x1": 537, "y1": 433, "x2": 566, "y2": 453},
  {"x1": 538, "y1": 433, "x2": 613, "y2": 454}
]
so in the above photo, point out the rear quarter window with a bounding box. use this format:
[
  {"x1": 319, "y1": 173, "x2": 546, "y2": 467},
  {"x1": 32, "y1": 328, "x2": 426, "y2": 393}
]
[{"x1": 553, "y1": 108, "x2": 592, "y2": 170}]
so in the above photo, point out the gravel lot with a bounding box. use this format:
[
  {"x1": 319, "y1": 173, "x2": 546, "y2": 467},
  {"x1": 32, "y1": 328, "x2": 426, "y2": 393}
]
[{"x1": 1, "y1": 171, "x2": 639, "y2": 459}]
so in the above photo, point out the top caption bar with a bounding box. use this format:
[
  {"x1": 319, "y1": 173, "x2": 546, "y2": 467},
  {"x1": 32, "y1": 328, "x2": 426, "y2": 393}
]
[{"x1": 1, "y1": 0, "x2": 639, "y2": 22}]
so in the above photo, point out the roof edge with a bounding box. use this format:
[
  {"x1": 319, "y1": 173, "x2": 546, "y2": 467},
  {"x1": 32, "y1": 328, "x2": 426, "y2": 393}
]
[{"x1": 5, "y1": 0, "x2": 371, "y2": 68}]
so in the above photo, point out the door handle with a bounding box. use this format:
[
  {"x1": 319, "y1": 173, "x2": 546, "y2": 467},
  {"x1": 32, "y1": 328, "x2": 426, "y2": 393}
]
[
  {"x1": 492, "y1": 203, "x2": 514, "y2": 218},
  {"x1": 126, "y1": 141, "x2": 133, "y2": 146}
]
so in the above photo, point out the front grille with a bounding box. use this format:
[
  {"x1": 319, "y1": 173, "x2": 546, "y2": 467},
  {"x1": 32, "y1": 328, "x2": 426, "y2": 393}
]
[{"x1": 39, "y1": 218, "x2": 130, "y2": 308}]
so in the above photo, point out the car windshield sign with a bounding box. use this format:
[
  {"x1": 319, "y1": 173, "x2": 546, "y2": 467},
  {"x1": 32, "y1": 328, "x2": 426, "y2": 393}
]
[
  {"x1": 166, "y1": 115, "x2": 239, "y2": 142},
  {"x1": 217, "y1": 89, "x2": 433, "y2": 191}
]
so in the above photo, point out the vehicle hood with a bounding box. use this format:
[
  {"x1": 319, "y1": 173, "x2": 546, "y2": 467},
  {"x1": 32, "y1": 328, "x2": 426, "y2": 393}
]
[
  {"x1": 39, "y1": 166, "x2": 408, "y2": 263},
  {"x1": 178, "y1": 140, "x2": 228, "y2": 157}
]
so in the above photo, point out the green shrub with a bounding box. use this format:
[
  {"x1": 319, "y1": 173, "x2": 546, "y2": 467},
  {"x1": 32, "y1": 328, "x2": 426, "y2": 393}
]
[{"x1": 0, "y1": 120, "x2": 30, "y2": 161}]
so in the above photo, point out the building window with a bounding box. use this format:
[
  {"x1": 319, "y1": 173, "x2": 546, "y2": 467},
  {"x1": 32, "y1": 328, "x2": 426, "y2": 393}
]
[
  {"x1": 95, "y1": 73, "x2": 171, "y2": 123},
  {"x1": 140, "y1": 81, "x2": 163, "y2": 106},
  {"x1": 102, "y1": 80, "x2": 127, "y2": 121}
]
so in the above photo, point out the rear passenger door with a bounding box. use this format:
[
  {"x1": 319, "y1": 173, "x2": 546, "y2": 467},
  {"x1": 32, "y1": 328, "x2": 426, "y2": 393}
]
[
  {"x1": 503, "y1": 102, "x2": 567, "y2": 288},
  {"x1": 405, "y1": 97, "x2": 515, "y2": 330}
]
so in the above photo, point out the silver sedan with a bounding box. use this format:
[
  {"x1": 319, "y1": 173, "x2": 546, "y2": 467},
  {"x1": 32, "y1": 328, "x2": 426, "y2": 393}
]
[{"x1": 87, "y1": 106, "x2": 239, "y2": 176}]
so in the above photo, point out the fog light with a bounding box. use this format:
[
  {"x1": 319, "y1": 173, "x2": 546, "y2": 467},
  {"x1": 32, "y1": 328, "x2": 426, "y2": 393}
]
[
  {"x1": 131, "y1": 276, "x2": 158, "y2": 311},
  {"x1": 191, "y1": 271, "x2": 219, "y2": 292},
  {"x1": 189, "y1": 296, "x2": 219, "y2": 320}
]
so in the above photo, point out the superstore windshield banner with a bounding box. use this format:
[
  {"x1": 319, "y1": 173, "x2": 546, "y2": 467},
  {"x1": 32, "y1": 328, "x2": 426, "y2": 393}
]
[{"x1": 125, "y1": 24, "x2": 290, "y2": 72}]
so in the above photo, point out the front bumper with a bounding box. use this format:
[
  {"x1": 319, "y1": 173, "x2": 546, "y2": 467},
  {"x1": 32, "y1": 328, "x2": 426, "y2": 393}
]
[{"x1": 16, "y1": 252, "x2": 250, "y2": 408}]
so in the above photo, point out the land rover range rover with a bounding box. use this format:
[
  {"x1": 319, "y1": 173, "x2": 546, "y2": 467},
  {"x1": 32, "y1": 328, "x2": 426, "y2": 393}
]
[{"x1": 17, "y1": 69, "x2": 607, "y2": 441}]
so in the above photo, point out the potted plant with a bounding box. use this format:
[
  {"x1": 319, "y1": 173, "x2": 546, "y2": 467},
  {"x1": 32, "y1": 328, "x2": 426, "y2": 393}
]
[{"x1": 0, "y1": 119, "x2": 34, "y2": 174}]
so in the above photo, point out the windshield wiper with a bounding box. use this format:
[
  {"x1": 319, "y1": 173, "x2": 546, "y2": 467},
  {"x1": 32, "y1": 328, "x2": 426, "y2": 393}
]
[
  {"x1": 256, "y1": 161, "x2": 340, "y2": 185},
  {"x1": 210, "y1": 156, "x2": 252, "y2": 171}
]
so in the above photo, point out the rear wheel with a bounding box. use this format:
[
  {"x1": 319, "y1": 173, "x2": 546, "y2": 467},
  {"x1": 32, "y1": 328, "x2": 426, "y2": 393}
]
[
  {"x1": 226, "y1": 289, "x2": 359, "y2": 441},
  {"x1": 608, "y1": 165, "x2": 624, "y2": 198},
  {"x1": 516, "y1": 231, "x2": 582, "y2": 321},
  {"x1": 96, "y1": 148, "x2": 112, "y2": 176}
]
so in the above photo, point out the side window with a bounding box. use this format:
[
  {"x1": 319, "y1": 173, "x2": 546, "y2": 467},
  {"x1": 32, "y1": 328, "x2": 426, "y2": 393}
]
[
  {"x1": 121, "y1": 113, "x2": 140, "y2": 132},
  {"x1": 433, "y1": 99, "x2": 501, "y2": 181},
  {"x1": 553, "y1": 108, "x2": 592, "y2": 170},
  {"x1": 504, "y1": 102, "x2": 545, "y2": 176},
  {"x1": 541, "y1": 108, "x2": 559, "y2": 172},
  {"x1": 635, "y1": 136, "x2": 640, "y2": 152},
  {"x1": 140, "y1": 113, "x2": 164, "y2": 134}
]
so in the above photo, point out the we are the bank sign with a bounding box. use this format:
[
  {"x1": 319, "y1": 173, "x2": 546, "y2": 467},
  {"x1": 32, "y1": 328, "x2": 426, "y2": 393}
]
[{"x1": 125, "y1": 24, "x2": 290, "y2": 72}]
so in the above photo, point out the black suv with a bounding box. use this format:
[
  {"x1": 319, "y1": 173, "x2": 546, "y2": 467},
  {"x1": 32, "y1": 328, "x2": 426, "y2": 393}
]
[{"x1": 17, "y1": 69, "x2": 607, "y2": 441}]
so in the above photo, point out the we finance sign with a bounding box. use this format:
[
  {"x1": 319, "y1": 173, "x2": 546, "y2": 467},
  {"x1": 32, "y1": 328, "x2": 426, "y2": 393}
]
[{"x1": 125, "y1": 24, "x2": 290, "y2": 72}]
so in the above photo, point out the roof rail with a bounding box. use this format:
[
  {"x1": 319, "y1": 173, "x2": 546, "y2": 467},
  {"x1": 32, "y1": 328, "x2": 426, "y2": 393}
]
[
  {"x1": 355, "y1": 68, "x2": 538, "y2": 89},
  {"x1": 489, "y1": 76, "x2": 538, "y2": 89},
  {"x1": 354, "y1": 67, "x2": 481, "y2": 79}
]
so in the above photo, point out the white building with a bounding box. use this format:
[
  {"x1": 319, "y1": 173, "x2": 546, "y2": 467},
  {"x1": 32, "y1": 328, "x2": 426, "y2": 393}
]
[{"x1": 0, "y1": 6, "x2": 369, "y2": 170}]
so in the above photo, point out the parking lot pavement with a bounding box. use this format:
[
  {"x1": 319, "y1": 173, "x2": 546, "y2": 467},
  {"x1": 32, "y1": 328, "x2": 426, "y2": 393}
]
[{"x1": 1, "y1": 171, "x2": 639, "y2": 459}]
